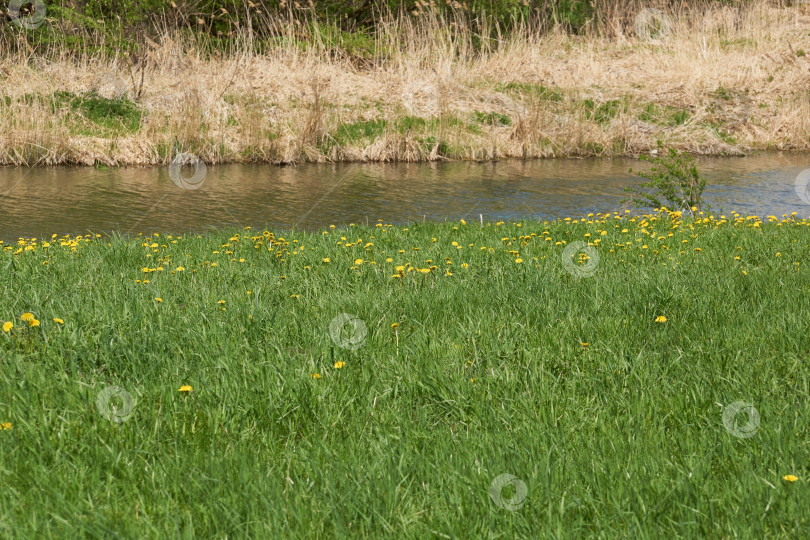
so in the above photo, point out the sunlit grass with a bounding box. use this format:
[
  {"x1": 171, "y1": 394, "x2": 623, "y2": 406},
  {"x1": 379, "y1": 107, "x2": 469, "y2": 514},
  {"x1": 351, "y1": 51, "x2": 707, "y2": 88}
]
[{"x1": 0, "y1": 210, "x2": 808, "y2": 536}]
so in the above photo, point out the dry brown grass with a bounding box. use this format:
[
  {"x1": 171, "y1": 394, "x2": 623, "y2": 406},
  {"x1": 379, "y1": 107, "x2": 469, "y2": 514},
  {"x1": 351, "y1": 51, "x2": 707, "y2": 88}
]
[{"x1": 1, "y1": 1, "x2": 809, "y2": 166}]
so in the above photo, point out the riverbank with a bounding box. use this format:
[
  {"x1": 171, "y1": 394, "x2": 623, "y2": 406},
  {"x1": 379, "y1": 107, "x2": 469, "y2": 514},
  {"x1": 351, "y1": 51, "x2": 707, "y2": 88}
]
[
  {"x1": 1, "y1": 3, "x2": 810, "y2": 166},
  {"x1": 1, "y1": 212, "x2": 807, "y2": 536}
]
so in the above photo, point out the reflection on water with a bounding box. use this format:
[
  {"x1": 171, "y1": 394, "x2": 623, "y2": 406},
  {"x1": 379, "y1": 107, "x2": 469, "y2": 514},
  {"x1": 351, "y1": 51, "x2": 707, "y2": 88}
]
[{"x1": 1, "y1": 153, "x2": 809, "y2": 240}]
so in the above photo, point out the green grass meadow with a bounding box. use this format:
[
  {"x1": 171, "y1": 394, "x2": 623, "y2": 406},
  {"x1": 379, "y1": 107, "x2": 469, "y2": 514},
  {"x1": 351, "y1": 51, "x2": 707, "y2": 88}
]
[{"x1": 0, "y1": 211, "x2": 808, "y2": 537}]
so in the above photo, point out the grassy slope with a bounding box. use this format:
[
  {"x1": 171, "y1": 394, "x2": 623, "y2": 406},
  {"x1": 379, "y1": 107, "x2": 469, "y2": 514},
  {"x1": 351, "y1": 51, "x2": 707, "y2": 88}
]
[
  {"x1": 2, "y1": 3, "x2": 810, "y2": 165},
  {"x1": 0, "y1": 211, "x2": 808, "y2": 537}
]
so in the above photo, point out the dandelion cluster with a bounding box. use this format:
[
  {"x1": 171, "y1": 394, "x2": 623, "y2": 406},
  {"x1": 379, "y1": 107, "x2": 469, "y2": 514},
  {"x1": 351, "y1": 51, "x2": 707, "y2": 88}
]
[
  {"x1": 0, "y1": 209, "x2": 808, "y2": 534},
  {"x1": 2, "y1": 209, "x2": 808, "y2": 382}
]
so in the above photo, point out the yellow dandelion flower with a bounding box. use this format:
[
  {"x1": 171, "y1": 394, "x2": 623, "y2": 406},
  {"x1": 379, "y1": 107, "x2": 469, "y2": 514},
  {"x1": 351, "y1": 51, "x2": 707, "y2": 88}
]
[
  {"x1": 178, "y1": 385, "x2": 193, "y2": 393},
  {"x1": 391, "y1": 323, "x2": 399, "y2": 329},
  {"x1": 2, "y1": 322, "x2": 12, "y2": 333},
  {"x1": 0, "y1": 422, "x2": 11, "y2": 430},
  {"x1": 515, "y1": 258, "x2": 523, "y2": 263},
  {"x1": 322, "y1": 258, "x2": 330, "y2": 263},
  {"x1": 20, "y1": 312, "x2": 34, "y2": 322},
  {"x1": 655, "y1": 316, "x2": 667, "y2": 323},
  {"x1": 334, "y1": 361, "x2": 346, "y2": 369},
  {"x1": 581, "y1": 342, "x2": 589, "y2": 347},
  {"x1": 460, "y1": 219, "x2": 466, "y2": 225},
  {"x1": 354, "y1": 258, "x2": 363, "y2": 265},
  {"x1": 217, "y1": 300, "x2": 226, "y2": 305},
  {"x1": 783, "y1": 475, "x2": 798, "y2": 482},
  {"x1": 28, "y1": 319, "x2": 40, "y2": 328},
  {"x1": 310, "y1": 373, "x2": 321, "y2": 379},
  {"x1": 53, "y1": 318, "x2": 64, "y2": 324},
  {"x1": 155, "y1": 297, "x2": 163, "y2": 302}
]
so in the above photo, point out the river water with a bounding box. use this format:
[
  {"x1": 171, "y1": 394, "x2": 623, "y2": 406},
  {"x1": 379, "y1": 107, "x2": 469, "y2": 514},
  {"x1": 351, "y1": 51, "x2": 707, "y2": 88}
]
[{"x1": 1, "y1": 153, "x2": 809, "y2": 240}]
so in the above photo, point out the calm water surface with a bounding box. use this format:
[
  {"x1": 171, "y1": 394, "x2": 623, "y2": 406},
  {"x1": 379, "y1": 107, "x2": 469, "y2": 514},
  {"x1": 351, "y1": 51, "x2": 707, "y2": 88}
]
[{"x1": 1, "y1": 153, "x2": 809, "y2": 240}]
